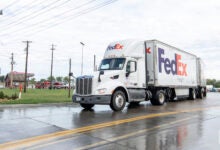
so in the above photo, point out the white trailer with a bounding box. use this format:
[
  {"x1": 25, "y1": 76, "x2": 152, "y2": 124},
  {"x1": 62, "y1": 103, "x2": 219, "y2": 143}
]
[{"x1": 72, "y1": 40, "x2": 206, "y2": 111}]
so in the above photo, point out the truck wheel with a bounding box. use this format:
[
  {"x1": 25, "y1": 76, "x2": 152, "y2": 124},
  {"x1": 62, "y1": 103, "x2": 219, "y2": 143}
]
[
  {"x1": 189, "y1": 89, "x2": 196, "y2": 100},
  {"x1": 204, "y1": 90, "x2": 207, "y2": 97},
  {"x1": 80, "y1": 103, "x2": 95, "y2": 109},
  {"x1": 150, "y1": 90, "x2": 166, "y2": 105},
  {"x1": 110, "y1": 90, "x2": 126, "y2": 111},
  {"x1": 198, "y1": 88, "x2": 204, "y2": 99}
]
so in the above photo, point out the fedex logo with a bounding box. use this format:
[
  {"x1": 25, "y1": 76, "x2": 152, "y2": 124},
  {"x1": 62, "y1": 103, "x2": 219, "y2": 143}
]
[
  {"x1": 107, "y1": 43, "x2": 123, "y2": 50},
  {"x1": 158, "y1": 48, "x2": 187, "y2": 76}
]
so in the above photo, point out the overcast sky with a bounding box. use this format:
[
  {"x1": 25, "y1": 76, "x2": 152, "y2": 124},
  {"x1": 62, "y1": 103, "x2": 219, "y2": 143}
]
[{"x1": 0, "y1": 0, "x2": 220, "y2": 80}]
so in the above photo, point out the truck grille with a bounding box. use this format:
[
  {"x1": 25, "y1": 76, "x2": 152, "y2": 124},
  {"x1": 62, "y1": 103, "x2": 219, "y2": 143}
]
[{"x1": 76, "y1": 77, "x2": 92, "y2": 95}]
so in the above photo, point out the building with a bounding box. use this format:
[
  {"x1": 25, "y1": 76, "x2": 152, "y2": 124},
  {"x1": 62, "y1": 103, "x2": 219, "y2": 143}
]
[{"x1": 5, "y1": 71, "x2": 34, "y2": 88}]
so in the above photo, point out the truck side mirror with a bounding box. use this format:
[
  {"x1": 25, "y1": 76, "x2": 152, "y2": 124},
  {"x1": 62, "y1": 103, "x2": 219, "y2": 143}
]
[
  {"x1": 98, "y1": 70, "x2": 104, "y2": 82},
  {"x1": 100, "y1": 70, "x2": 104, "y2": 75}
]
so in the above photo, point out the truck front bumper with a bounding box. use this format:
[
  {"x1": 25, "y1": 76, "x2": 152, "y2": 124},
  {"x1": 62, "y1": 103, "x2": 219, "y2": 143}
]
[{"x1": 72, "y1": 94, "x2": 111, "y2": 104}]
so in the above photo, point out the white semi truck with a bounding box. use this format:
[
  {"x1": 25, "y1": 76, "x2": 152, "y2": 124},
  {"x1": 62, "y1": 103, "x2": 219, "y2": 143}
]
[{"x1": 72, "y1": 40, "x2": 206, "y2": 111}]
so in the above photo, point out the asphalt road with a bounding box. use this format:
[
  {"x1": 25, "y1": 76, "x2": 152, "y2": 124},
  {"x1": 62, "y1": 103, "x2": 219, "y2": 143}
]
[{"x1": 0, "y1": 92, "x2": 220, "y2": 150}]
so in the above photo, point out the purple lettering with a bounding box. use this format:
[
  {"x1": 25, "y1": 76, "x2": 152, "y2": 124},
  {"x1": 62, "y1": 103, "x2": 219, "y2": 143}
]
[
  {"x1": 158, "y1": 48, "x2": 165, "y2": 73},
  {"x1": 158, "y1": 48, "x2": 187, "y2": 76}
]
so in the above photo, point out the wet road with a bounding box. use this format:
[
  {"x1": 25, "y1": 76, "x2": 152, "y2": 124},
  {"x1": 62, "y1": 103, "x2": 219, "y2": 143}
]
[{"x1": 0, "y1": 93, "x2": 220, "y2": 150}]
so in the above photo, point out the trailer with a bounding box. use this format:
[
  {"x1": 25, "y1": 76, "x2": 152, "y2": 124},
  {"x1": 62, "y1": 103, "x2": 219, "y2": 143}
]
[{"x1": 72, "y1": 40, "x2": 206, "y2": 111}]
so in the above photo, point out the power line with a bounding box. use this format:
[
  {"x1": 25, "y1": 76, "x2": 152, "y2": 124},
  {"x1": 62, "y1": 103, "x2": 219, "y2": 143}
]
[
  {"x1": 0, "y1": 0, "x2": 118, "y2": 40},
  {"x1": 0, "y1": 0, "x2": 97, "y2": 34},
  {"x1": 0, "y1": 0, "x2": 72, "y2": 31},
  {"x1": 0, "y1": 0, "x2": 49, "y2": 23},
  {"x1": 1, "y1": 0, "x2": 21, "y2": 10},
  {"x1": 29, "y1": 0, "x2": 118, "y2": 36}
]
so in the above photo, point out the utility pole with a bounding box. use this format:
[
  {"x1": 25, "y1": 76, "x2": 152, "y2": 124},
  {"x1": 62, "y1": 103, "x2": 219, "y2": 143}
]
[
  {"x1": 23, "y1": 41, "x2": 32, "y2": 93},
  {"x1": 68, "y1": 58, "x2": 71, "y2": 98},
  {"x1": 10, "y1": 53, "x2": 15, "y2": 88},
  {"x1": 50, "y1": 44, "x2": 55, "y2": 90},
  {"x1": 80, "y1": 42, "x2": 85, "y2": 75}
]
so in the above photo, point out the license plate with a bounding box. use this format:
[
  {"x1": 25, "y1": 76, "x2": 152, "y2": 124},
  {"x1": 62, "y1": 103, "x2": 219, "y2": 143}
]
[{"x1": 76, "y1": 97, "x2": 81, "y2": 101}]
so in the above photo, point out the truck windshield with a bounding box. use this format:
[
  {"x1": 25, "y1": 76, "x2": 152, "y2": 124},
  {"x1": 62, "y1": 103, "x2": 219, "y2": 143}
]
[{"x1": 99, "y1": 58, "x2": 126, "y2": 70}]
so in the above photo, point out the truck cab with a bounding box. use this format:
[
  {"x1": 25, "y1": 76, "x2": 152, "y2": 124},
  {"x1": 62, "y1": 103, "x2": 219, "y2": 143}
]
[{"x1": 72, "y1": 40, "x2": 145, "y2": 111}]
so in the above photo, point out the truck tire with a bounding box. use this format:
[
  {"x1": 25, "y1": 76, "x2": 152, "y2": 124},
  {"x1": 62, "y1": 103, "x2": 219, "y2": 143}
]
[
  {"x1": 204, "y1": 90, "x2": 207, "y2": 97},
  {"x1": 189, "y1": 89, "x2": 196, "y2": 100},
  {"x1": 198, "y1": 88, "x2": 204, "y2": 99},
  {"x1": 110, "y1": 90, "x2": 126, "y2": 111},
  {"x1": 150, "y1": 90, "x2": 166, "y2": 105},
  {"x1": 80, "y1": 103, "x2": 95, "y2": 109}
]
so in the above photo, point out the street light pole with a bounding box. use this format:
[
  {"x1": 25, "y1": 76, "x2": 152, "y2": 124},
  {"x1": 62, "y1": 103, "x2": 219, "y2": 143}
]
[
  {"x1": 50, "y1": 44, "x2": 55, "y2": 89},
  {"x1": 80, "y1": 42, "x2": 85, "y2": 76}
]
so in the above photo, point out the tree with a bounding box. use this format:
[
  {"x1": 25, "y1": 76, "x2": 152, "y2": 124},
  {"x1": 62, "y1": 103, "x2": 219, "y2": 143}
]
[
  {"x1": 30, "y1": 78, "x2": 36, "y2": 84},
  {"x1": 206, "y1": 79, "x2": 216, "y2": 85},
  {"x1": 47, "y1": 76, "x2": 55, "y2": 82},
  {"x1": 56, "y1": 76, "x2": 63, "y2": 82},
  {"x1": 63, "y1": 76, "x2": 69, "y2": 84},
  {"x1": 40, "y1": 78, "x2": 46, "y2": 82},
  {"x1": 0, "y1": 76, "x2": 4, "y2": 82},
  {"x1": 206, "y1": 78, "x2": 220, "y2": 88},
  {"x1": 215, "y1": 81, "x2": 220, "y2": 88}
]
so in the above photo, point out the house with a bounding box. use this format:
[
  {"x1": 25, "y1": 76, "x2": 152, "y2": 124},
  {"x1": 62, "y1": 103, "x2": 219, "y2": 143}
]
[{"x1": 5, "y1": 71, "x2": 34, "y2": 88}]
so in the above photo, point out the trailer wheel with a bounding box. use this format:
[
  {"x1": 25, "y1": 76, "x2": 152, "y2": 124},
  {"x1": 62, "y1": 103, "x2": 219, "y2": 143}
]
[
  {"x1": 150, "y1": 90, "x2": 166, "y2": 105},
  {"x1": 189, "y1": 89, "x2": 196, "y2": 100},
  {"x1": 80, "y1": 103, "x2": 95, "y2": 109},
  {"x1": 110, "y1": 90, "x2": 126, "y2": 111},
  {"x1": 204, "y1": 90, "x2": 207, "y2": 97},
  {"x1": 198, "y1": 88, "x2": 204, "y2": 99}
]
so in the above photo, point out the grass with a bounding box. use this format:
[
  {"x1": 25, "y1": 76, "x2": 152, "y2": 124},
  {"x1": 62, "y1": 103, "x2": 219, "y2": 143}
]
[{"x1": 0, "y1": 88, "x2": 73, "y2": 104}]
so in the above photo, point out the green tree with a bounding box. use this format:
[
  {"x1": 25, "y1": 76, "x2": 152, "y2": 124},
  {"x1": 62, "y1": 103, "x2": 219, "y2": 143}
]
[
  {"x1": 40, "y1": 78, "x2": 46, "y2": 82},
  {"x1": 63, "y1": 76, "x2": 69, "y2": 84},
  {"x1": 30, "y1": 78, "x2": 36, "y2": 84},
  {"x1": 56, "y1": 76, "x2": 63, "y2": 82},
  {"x1": 0, "y1": 75, "x2": 4, "y2": 82},
  {"x1": 215, "y1": 81, "x2": 220, "y2": 88},
  {"x1": 206, "y1": 78, "x2": 220, "y2": 88},
  {"x1": 47, "y1": 76, "x2": 55, "y2": 82}
]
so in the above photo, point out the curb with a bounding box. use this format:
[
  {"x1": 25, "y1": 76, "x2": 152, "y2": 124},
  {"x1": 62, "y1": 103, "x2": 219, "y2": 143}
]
[{"x1": 0, "y1": 102, "x2": 78, "y2": 108}]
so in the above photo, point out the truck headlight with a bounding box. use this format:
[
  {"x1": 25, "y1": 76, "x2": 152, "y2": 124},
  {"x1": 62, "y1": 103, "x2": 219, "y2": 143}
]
[{"x1": 97, "y1": 88, "x2": 107, "y2": 94}]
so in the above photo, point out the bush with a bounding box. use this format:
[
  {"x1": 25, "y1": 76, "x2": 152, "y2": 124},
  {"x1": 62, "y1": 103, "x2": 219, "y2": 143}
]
[
  {"x1": 0, "y1": 91, "x2": 4, "y2": 99},
  {"x1": 11, "y1": 93, "x2": 18, "y2": 100},
  {"x1": 0, "y1": 91, "x2": 18, "y2": 100}
]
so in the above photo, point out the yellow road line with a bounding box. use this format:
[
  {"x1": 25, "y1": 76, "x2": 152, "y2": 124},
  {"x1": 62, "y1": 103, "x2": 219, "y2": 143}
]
[
  {"x1": 75, "y1": 117, "x2": 194, "y2": 150},
  {"x1": 31, "y1": 116, "x2": 195, "y2": 150},
  {"x1": 0, "y1": 106, "x2": 219, "y2": 150}
]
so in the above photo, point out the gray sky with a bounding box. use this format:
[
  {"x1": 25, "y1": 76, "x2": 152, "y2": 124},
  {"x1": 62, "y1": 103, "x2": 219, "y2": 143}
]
[{"x1": 0, "y1": 0, "x2": 220, "y2": 80}]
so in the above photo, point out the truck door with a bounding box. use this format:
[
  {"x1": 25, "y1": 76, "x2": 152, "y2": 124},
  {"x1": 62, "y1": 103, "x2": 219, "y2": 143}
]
[{"x1": 125, "y1": 61, "x2": 138, "y2": 87}]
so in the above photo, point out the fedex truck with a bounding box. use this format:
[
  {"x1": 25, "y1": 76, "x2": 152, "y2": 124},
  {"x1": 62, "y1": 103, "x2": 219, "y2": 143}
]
[{"x1": 72, "y1": 40, "x2": 206, "y2": 111}]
